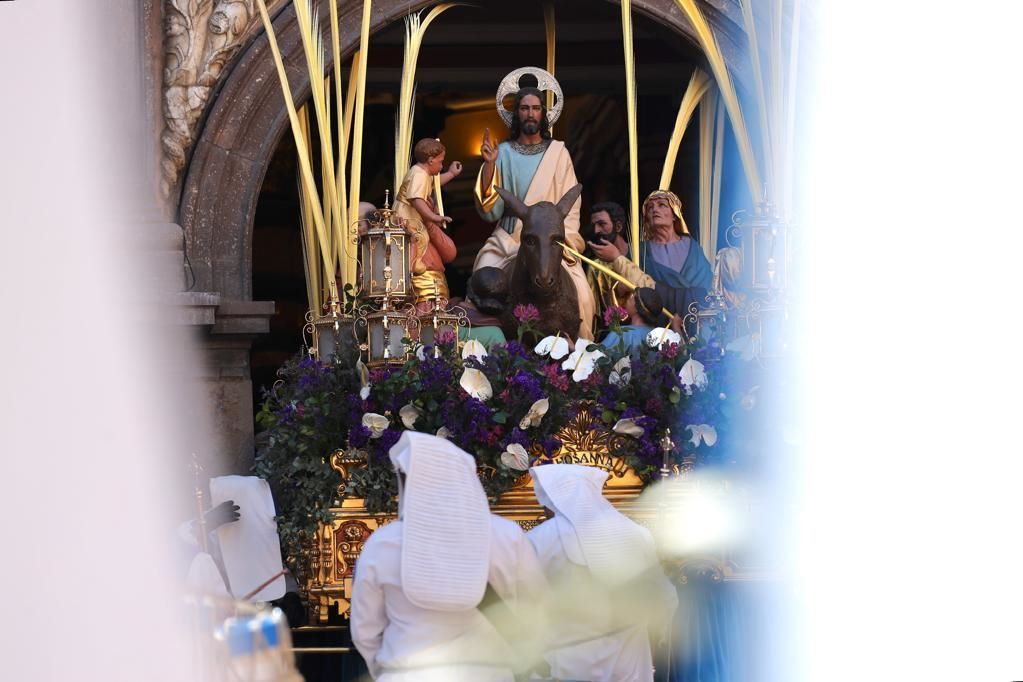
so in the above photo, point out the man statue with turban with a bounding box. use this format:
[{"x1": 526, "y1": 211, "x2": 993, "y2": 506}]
[{"x1": 588, "y1": 189, "x2": 713, "y2": 319}]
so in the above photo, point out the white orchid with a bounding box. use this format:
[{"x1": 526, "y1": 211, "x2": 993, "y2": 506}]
[
  {"x1": 561, "y1": 341, "x2": 605, "y2": 382},
  {"x1": 609, "y1": 356, "x2": 632, "y2": 387},
  {"x1": 534, "y1": 335, "x2": 570, "y2": 360},
  {"x1": 361, "y1": 412, "x2": 389, "y2": 439},
  {"x1": 359, "y1": 384, "x2": 371, "y2": 401},
  {"x1": 647, "y1": 327, "x2": 682, "y2": 349},
  {"x1": 399, "y1": 403, "x2": 422, "y2": 429},
  {"x1": 686, "y1": 424, "x2": 718, "y2": 447},
  {"x1": 461, "y1": 338, "x2": 488, "y2": 363},
  {"x1": 415, "y1": 344, "x2": 427, "y2": 362},
  {"x1": 500, "y1": 443, "x2": 530, "y2": 471},
  {"x1": 459, "y1": 367, "x2": 493, "y2": 401},
  {"x1": 678, "y1": 357, "x2": 708, "y2": 395},
  {"x1": 612, "y1": 417, "x2": 645, "y2": 438},
  {"x1": 518, "y1": 398, "x2": 550, "y2": 430},
  {"x1": 436, "y1": 426, "x2": 453, "y2": 440}
]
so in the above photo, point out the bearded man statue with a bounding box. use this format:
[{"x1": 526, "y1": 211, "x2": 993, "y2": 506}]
[{"x1": 473, "y1": 67, "x2": 595, "y2": 340}]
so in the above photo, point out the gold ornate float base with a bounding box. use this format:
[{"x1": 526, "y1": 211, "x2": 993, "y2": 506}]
[{"x1": 302, "y1": 410, "x2": 752, "y2": 623}]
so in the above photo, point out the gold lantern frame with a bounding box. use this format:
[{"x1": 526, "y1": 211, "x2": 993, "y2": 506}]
[
  {"x1": 417, "y1": 295, "x2": 470, "y2": 355},
  {"x1": 359, "y1": 194, "x2": 411, "y2": 302},
  {"x1": 303, "y1": 297, "x2": 358, "y2": 362},
  {"x1": 356, "y1": 297, "x2": 419, "y2": 367}
]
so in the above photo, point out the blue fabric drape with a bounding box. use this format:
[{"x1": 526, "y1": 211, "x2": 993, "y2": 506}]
[{"x1": 668, "y1": 580, "x2": 761, "y2": 682}]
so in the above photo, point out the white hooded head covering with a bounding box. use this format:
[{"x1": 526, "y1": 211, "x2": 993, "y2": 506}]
[
  {"x1": 530, "y1": 464, "x2": 656, "y2": 585},
  {"x1": 389, "y1": 431, "x2": 492, "y2": 611}
]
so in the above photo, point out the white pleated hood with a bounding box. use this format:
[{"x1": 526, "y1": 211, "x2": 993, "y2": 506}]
[
  {"x1": 389, "y1": 431, "x2": 492, "y2": 611},
  {"x1": 530, "y1": 463, "x2": 656, "y2": 585}
]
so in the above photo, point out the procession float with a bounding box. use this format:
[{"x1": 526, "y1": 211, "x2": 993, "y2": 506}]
[{"x1": 233, "y1": 0, "x2": 800, "y2": 676}]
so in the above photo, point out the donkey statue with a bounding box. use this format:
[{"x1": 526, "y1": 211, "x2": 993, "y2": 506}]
[{"x1": 494, "y1": 183, "x2": 583, "y2": 339}]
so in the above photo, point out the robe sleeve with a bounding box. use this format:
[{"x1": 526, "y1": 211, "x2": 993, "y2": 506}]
[
  {"x1": 350, "y1": 544, "x2": 387, "y2": 679},
  {"x1": 609, "y1": 255, "x2": 657, "y2": 289},
  {"x1": 474, "y1": 163, "x2": 505, "y2": 223}
]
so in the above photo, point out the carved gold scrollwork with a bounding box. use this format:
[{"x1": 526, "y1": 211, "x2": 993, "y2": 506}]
[
  {"x1": 334, "y1": 520, "x2": 372, "y2": 580},
  {"x1": 329, "y1": 448, "x2": 366, "y2": 498},
  {"x1": 531, "y1": 407, "x2": 631, "y2": 478}
]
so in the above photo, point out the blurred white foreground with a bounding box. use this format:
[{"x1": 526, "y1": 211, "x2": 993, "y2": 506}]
[{"x1": 0, "y1": 2, "x2": 215, "y2": 679}]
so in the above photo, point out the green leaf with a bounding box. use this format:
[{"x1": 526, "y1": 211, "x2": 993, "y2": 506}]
[
  {"x1": 601, "y1": 410, "x2": 616, "y2": 424},
  {"x1": 493, "y1": 411, "x2": 509, "y2": 425}
]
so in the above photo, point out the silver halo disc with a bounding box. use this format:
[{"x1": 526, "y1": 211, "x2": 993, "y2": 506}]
[{"x1": 495, "y1": 66, "x2": 564, "y2": 129}]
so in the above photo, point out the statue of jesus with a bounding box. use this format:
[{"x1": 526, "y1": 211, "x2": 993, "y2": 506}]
[{"x1": 473, "y1": 68, "x2": 595, "y2": 340}]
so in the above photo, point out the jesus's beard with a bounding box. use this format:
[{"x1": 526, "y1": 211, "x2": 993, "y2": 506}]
[{"x1": 521, "y1": 120, "x2": 539, "y2": 135}]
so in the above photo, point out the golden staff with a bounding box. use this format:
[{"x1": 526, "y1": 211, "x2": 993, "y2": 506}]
[{"x1": 558, "y1": 242, "x2": 673, "y2": 319}]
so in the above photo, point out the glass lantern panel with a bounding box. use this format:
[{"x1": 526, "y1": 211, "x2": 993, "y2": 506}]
[{"x1": 317, "y1": 324, "x2": 338, "y2": 361}]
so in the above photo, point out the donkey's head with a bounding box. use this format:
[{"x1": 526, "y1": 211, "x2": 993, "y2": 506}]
[{"x1": 497, "y1": 183, "x2": 583, "y2": 294}]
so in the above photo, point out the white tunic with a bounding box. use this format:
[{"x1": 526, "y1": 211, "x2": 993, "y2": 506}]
[
  {"x1": 527, "y1": 519, "x2": 677, "y2": 682},
  {"x1": 351, "y1": 515, "x2": 547, "y2": 681}
]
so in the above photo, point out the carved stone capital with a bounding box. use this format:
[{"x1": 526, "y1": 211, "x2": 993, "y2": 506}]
[{"x1": 160, "y1": 0, "x2": 270, "y2": 198}]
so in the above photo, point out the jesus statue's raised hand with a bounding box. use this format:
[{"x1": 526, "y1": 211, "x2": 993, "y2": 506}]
[{"x1": 480, "y1": 127, "x2": 498, "y2": 164}]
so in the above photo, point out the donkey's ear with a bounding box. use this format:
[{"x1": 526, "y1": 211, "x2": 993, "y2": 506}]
[
  {"x1": 556, "y1": 183, "x2": 583, "y2": 218},
  {"x1": 496, "y1": 186, "x2": 529, "y2": 220}
]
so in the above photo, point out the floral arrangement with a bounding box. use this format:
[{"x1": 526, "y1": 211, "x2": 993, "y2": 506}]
[{"x1": 255, "y1": 303, "x2": 747, "y2": 564}]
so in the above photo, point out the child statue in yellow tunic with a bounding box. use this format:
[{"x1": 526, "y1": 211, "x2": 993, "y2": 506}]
[{"x1": 393, "y1": 138, "x2": 462, "y2": 311}]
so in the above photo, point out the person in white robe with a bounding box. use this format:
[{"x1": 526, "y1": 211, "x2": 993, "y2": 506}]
[
  {"x1": 351, "y1": 432, "x2": 548, "y2": 681},
  {"x1": 528, "y1": 463, "x2": 678, "y2": 682}
]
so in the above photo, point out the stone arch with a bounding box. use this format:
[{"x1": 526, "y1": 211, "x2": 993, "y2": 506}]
[{"x1": 178, "y1": 0, "x2": 751, "y2": 302}]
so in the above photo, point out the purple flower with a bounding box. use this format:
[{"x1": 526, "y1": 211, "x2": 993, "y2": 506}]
[
  {"x1": 349, "y1": 424, "x2": 371, "y2": 448},
  {"x1": 603, "y1": 305, "x2": 629, "y2": 327},
  {"x1": 378, "y1": 427, "x2": 402, "y2": 455},
  {"x1": 513, "y1": 304, "x2": 540, "y2": 323},
  {"x1": 509, "y1": 370, "x2": 544, "y2": 402},
  {"x1": 503, "y1": 340, "x2": 529, "y2": 359},
  {"x1": 436, "y1": 329, "x2": 457, "y2": 346}
]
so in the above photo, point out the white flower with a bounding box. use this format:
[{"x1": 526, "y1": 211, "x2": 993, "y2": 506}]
[
  {"x1": 415, "y1": 344, "x2": 427, "y2": 362},
  {"x1": 646, "y1": 327, "x2": 682, "y2": 349},
  {"x1": 361, "y1": 412, "x2": 389, "y2": 439},
  {"x1": 518, "y1": 398, "x2": 550, "y2": 430},
  {"x1": 436, "y1": 426, "x2": 453, "y2": 440},
  {"x1": 612, "y1": 417, "x2": 645, "y2": 438},
  {"x1": 500, "y1": 443, "x2": 530, "y2": 471},
  {"x1": 561, "y1": 341, "x2": 605, "y2": 382},
  {"x1": 459, "y1": 367, "x2": 493, "y2": 401},
  {"x1": 359, "y1": 384, "x2": 371, "y2": 401},
  {"x1": 461, "y1": 338, "x2": 488, "y2": 363},
  {"x1": 399, "y1": 403, "x2": 421, "y2": 429},
  {"x1": 686, "y1": 424, "x2": 718, "y2": 447},
  {"x1": 534, "y1": 335, "x2": 570, "y2": 360},
  {"x1": 609, "y1": 356, "x2": 632, "y2": 387},
  {"x1": 740, "y1": 385, "x2": 760, "y2": 411},
  {"x1": 678, "y1": 358, "x2": 708, "y2": 395}
]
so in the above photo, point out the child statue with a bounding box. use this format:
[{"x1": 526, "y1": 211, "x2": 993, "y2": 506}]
[{"x1": 392, "y1": 138, "x2": 462, "y2": 312}]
